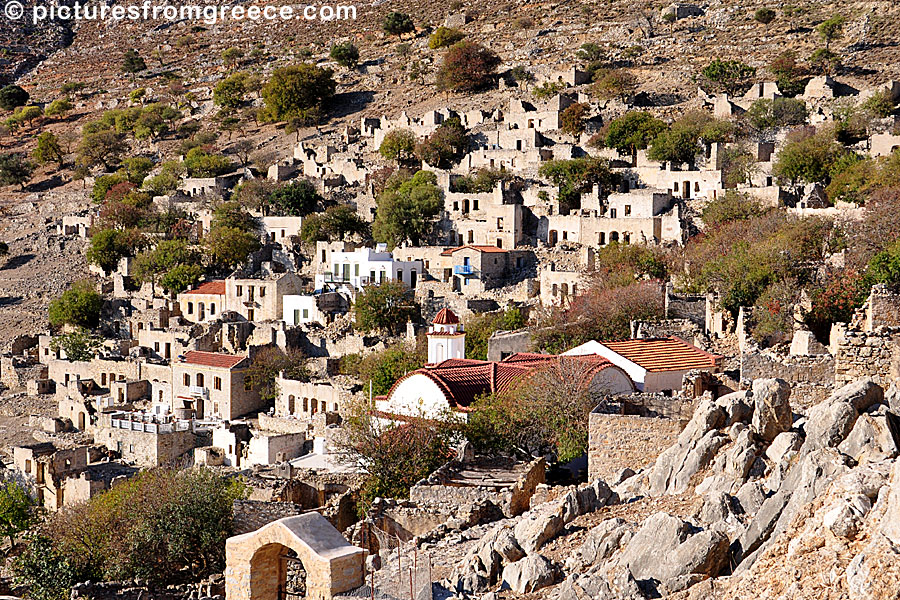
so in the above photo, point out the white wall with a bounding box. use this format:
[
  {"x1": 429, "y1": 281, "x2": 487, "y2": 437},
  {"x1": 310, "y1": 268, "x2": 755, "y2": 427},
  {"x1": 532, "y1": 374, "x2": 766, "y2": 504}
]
[
  {"x1": 378, "y1": 373, "x2": 455, "y2": 420},
  {"x1": 282, "y1": 295, "x2": 323, "y2": 325}
]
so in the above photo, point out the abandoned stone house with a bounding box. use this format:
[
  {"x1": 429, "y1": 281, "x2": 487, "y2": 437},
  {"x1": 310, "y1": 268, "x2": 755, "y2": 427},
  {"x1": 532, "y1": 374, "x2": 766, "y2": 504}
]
[
  {"x1": 225, "y1": 272, "x2": 304, "y2": 323},
  {"x1": 260, "y1": 216, "x2": 304, "y2": 244},
  {"x1": 540, "y1": 263, "x2": 589, "y2": 306},
  {"x1": 12, "y1": 442, "x2": 89, "y2": 510},
  {"x1": 281, "y1": 292, "x2": 349, "y2": 326},
  {"x1": 438, "y1": 176, "x2": 527, "y2": 250},
  {"x1": 542, "y1": 188, "x2": 684, "y2": 247},
  {"x1": 179, "y1": 171, "x2": 245, "y2": 198},
  {"x1": 95, "y1": 408, "x2": 198, "y2": 467},
  {"x1": 274, "y1": 377, "x2": 352, "y2": 421}
]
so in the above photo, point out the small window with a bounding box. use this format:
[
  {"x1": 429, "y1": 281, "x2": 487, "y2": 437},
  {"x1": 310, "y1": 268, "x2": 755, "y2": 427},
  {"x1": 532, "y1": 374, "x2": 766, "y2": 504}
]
[
  {"x1": 187, "y1": 302, "x2": 193, "y2": 315},
  {"x1": 695, "y1": 182, "x2": 700, "y2": 192},
  {"x1": 354, "y1": 264, "x2": 360, "y2": 276},
  {"x1": 610, "y1": 208, "x2": 617, "y2": 218},
  {"x1": 24, "y1": 460, "x2": 31, "y2": 474},
  {"x1": 453, "y1": 201, "x2": 459, "y2": 211},
  {"x1": 473, "y1": 199, "x2": 479, "y2": 210},
  {"x1": 259, "y1": 287, "x2": 266, "y2": 297},
  {"x1": 214, "y1": 377, "x2": 222, "y2": 391},
  {"x1": 236, "y1": 285, "x2": 243, "y2": 296},
  {"x1": 624, "y1": 205, "x2": 631, "y2": 216},
  {"x1": 196, "y1": 373, "x2": 204, "y2": 387},
  {"x1": 321, "y1": 400, "x2": 327, "y2": 412},
  {"x1": 210, "y1": 303, "x2": 216, "y2": 314},
  {"x1": 673, "y1": 182, "x2": 679, "y2": 191},
  {"x1": 303, "y1": 309, "x2": 309, "y2": 319},
  {"x1": 293, "y1": 309, "x2": 300, "y2": 324},
  {"x1": 303, "y1": 398, "x2": 309, "y2": 412},
  {"x1": 183, "y1": 374, "x2": 190, "y2": 386}
]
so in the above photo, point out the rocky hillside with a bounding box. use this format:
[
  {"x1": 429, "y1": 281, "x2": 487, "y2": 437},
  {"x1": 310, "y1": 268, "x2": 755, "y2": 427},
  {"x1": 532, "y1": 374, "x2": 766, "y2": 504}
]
[{"x1": 398, "y1": 378, "x2": 900, "y2": 599}]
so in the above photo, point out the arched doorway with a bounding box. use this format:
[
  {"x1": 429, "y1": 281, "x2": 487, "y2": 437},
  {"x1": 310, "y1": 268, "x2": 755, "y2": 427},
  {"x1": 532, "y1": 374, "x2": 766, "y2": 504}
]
[{"x1": 226, "y1": 514, "x2": 364, "y2": 600}]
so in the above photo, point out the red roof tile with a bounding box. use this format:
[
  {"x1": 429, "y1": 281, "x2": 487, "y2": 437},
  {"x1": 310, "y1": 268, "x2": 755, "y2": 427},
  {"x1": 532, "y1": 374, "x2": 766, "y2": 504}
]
[
  {"x1": 181, "y1": 351, "x2": 247, "y2": 369},
  {"x1": 440, "y1": 245, "x2": 509, "y2": 256},
  {"x1": 432, "y1": 308, "x2": 460, "y2": 325},
  {"x1": 599, "y1": 337, "x2": 721, "y2": 373},
  {"x1": 387, "y1": 353, "x2": 632, "y2": 410},
  {"x1": 185, "y1": 280, "x2": 226, "y2": 295}
]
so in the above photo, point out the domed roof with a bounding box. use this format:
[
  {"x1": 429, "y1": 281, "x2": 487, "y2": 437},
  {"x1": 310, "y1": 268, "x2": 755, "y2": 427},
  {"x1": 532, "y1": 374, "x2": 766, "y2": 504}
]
[{"x1": 432, "y1": 308, "x2": 460, "y2": 325}]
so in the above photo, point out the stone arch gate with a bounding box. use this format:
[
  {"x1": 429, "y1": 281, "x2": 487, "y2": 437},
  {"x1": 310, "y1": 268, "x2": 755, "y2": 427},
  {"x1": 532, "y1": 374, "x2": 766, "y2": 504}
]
[{"x1": 225, "y1": 513, "x2": 365, "y2": 600}]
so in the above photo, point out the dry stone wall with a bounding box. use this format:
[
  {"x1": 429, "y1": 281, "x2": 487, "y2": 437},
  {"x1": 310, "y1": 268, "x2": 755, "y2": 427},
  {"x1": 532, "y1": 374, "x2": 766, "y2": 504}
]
[
  {"x1": 740, "y1": 349, "x2": 835, "y2": 409},
  {"x1": 834, "y1": 327, "x2": 900, "y2": 388},
  {"x1": 588, "y1": 409, "x2": 685, "y2": 482}
]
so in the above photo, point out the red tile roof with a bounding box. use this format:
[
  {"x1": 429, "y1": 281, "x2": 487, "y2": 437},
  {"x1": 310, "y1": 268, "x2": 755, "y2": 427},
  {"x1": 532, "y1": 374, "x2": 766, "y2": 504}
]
[
  {"x1": 440, "y1": 245, "x2": 509, "y2": 256},
  {"x1": 432, "y1": 308, "x2": 460, "y2": 325},
  {"x1": 184, "y1": 280, "x2": 226, "y2": 295},
  {"x1": 600, "y1": 337, "x2": 722, "y2": 373},
  {"x1": 387, "y1": 353, "x2": 632, "y2": 410},
  {"x1": 181, "y1": 351, "x2": 247, "y2": 369}
]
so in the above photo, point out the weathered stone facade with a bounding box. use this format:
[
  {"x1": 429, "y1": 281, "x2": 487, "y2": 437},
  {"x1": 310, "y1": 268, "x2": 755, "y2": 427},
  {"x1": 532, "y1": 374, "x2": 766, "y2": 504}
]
[
  {"x1": 741, "y1": 348, "x2": 835, "y2": 409},
  {"x1": 834, "y1": 327, "x2": 900, "y2": 388},
  {"x1": 588, "y1": 407, "x2": 685, "y2": 482}
]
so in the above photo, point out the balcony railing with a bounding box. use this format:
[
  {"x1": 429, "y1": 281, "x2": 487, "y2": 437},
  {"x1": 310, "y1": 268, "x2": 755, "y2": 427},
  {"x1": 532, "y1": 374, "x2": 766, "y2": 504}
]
[
  {"x1": 453, "y1": 265, "x2": 474, "y2": 276},
  {"x1": 189, "y1": 386, "x2": 209, "y2": 399},
  {"x1": 322, "y1": 272, "x2": 351, "y2": 283}
]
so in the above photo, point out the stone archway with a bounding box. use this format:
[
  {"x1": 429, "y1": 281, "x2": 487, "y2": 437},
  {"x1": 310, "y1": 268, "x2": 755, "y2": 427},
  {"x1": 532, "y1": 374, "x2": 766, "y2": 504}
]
[{"x1": 225, "y1": 513, "x2": 364, "y2": 600}]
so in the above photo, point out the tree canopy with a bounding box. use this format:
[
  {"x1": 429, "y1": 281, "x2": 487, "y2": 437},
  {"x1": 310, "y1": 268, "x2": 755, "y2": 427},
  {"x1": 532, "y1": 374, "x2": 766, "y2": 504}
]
[
  {"x1": 261, "y1": 64, "x2": 336, "y2": 121},
  {"x1": 372, "y1": 170, "x2": 443, "y2": 247}
]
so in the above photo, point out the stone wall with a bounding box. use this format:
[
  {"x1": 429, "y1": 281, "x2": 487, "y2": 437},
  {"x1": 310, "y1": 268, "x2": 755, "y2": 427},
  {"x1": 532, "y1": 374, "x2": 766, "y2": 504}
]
[
  {"x1": 588, "y1": 409, "x2": 685, "y2": 482},
  {"x1": 96, "y1": 426, "x2": 198, "y2": 468},
  {"x1": 630, "y1": 318, "x2": 702, "y2": 341},
  {"x1": 740, "y1": 347, "x2": 835, "y2": 409},
  {"x1": 834, "y1": 327, "x2": 900, "y2": 388},
  {"x1": 409, "y1": 457, "x2": 545, "y2": 517},
  {"x1": 233, "y1": 499, "x2": 305, "y2": 535},
  {"x1": 487, "y1": 329, "x2": 532, "y2": 361},
  {"x1": 608, "y1": 393, "x2": 696, "y2": 421},
  {"x1": 664, "y1": 286, "x2": 706, "y2": 328},
  {"x1": 862, "y1": 285, "x2": 900, "y2": 331}
]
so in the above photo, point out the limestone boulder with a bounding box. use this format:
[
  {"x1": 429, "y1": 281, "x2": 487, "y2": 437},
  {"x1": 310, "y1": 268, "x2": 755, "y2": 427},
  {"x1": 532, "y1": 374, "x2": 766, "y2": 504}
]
[
  {"x1": 805, "y1": 379, "x2": 884, "y2": 450},
  {"x1": 556, "y1": 568, "x2": 644, "y2": 600},
  {"x1": 750, "y1": 378, "x2": 792, "y2": 442},
  {"x1": 501, "y1": 554, "x2": 558, "y2": 593},
  {"x1": 837, "y1": 413, "x2": 898, "y2": 462},
  {"x1": 565, "y1": 517, "x2": 631, "y2": 571},
  {"x1": 880, "y1": 460, "x2": 900, "y2": 546},
  {"x1": 764, "y1": 431, "x2": 802, "y2": 465},
  {"x1": 716, "y1": 390, "x2": 753, "y2": 426},
  {"x1": 617, "y1": 512, "x2": 729, "y2": 588},
  {"x1": 513, "y1": 511, "x2": 564, "y2": 554}
]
